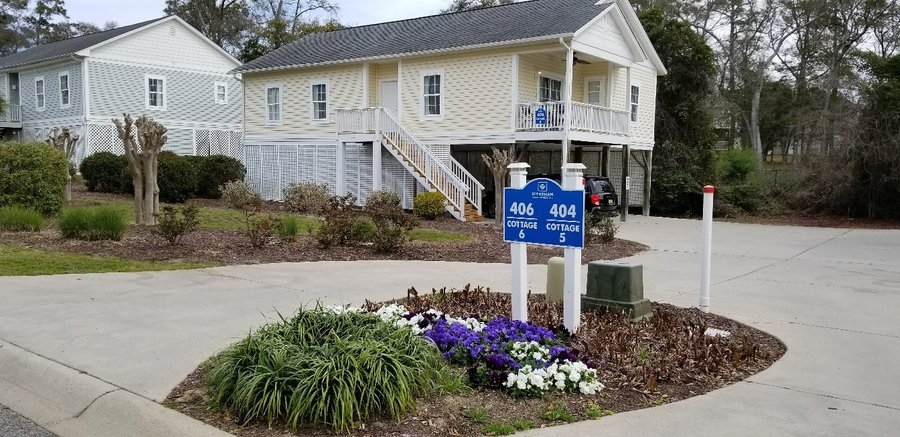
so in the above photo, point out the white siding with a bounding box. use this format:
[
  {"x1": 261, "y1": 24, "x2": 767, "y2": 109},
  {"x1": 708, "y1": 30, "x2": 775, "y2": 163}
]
[
  {"x1": 572, "y1": 10, "x2": 642, "y2": 66},
  {"x1": 88, "y1": 20, "x2": 237, "y2": 74},
  {"x1": 0, "y1": 73, "x2": 7, "y2": 101},
  {"x1": 629, "y1": 62, "x2": 658, "y2": 146},
  {"x1": 18, "y1": 60, "x2": 84, "y2": 122},
  {"x1": 87, "y1": 59, "x2": 241, "y2": 128}
]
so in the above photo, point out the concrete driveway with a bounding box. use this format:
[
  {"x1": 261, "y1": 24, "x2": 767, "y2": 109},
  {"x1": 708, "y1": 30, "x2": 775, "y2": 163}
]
[{"x1": 1, "y1": 216, "x2": 899, "y2": 436}]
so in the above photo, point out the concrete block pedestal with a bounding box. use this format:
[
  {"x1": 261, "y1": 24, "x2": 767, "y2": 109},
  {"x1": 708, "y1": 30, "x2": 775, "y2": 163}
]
[{"x1": 583, "y1": 261, "x2": 653, "y2": 321}]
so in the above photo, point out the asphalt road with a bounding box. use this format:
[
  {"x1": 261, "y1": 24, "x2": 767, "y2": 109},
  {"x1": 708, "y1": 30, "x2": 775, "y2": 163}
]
[{"x1": 0, "y1": 404, "x2": 55, "y2": 437}]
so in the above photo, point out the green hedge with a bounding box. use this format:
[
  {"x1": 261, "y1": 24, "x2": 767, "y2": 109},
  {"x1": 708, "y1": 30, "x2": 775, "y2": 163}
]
[
  {"x1": 0, "y1": 142, "x2": 68, "y2": 215},
  {"x1": 80, "y1": 152, "x2": 127, "y2": 193},
  {"x1": 80, "y1": 152, "x2": 245, "y2": 202}
]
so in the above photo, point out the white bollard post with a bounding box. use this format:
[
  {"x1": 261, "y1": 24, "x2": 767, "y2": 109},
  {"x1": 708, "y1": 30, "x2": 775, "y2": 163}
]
[
  {"x1": 699, "y1": 185, "x2": 715, "y2": 313},
  {"x1": 563, "y1": 163, "x2": 587, "y2": 332},
  {"x1": 508, "y1": 162, "x2": 530, "y2": 322}
]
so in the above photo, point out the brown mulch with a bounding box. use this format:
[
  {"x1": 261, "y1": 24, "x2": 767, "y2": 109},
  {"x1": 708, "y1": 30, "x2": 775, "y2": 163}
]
[
  {"x1": 1, "y1": 189, "x2": 647, "y2": 266},
  {"x1": 166, "y1": 296, "x2": 785, "y2": 437}
]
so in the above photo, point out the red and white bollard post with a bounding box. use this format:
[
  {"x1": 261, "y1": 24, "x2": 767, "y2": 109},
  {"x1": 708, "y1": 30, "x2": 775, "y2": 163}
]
[{"x1": 699, "y1": 185, "x2": 715, "y2": 313}]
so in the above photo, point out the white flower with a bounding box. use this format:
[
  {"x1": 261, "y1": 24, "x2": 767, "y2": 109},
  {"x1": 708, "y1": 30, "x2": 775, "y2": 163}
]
[
  {"x1": 555, "y1": 380, "x2": 566, "y2": 390},
  {"x1": 569, "y1": 371, "x2": 581, "y2": 382}
]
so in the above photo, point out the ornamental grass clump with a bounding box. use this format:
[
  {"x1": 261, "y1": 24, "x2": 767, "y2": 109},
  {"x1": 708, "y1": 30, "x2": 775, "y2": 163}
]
[
  {"x1": 0, "y1": 206, "x2": 44, "y2": 232},
  {"x1": 207, "y1": 307, "x2": 446, "y2": 432},
  {"x1": 58, "y1": 207, "x2": 127, "y2": 241}
]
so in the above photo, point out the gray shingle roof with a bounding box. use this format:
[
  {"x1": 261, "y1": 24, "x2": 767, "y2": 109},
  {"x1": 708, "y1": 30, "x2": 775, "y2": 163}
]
[
  {"x1": 237, "y1": 0, "x2": 614, "y2": 73},
  {"x1": 0, "y1": 17, "x2": 167, "y2": 70}
]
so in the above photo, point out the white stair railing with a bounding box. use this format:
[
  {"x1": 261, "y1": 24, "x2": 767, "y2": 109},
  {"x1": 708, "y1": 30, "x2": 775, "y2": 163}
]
[
  {"x1": 450, "y1": 158, "x2": 484, "y2": 214},
  {"x1": 336, "y1": 108, "x2": 377, "y2": 134},
  {"x1": 377, "y1": 109, "x2": 468, "y2": 218}
]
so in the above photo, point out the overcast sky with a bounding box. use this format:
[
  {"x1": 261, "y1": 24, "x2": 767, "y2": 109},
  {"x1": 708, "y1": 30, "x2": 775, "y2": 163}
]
[{"x1": 64, "y1": 0, "x2": 451, "y2": 29}]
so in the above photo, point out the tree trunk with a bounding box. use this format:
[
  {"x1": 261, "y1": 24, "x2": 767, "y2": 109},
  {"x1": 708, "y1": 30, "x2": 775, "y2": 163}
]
[
  {"x1": 142, "y1": 154, "x2": 156, "y2": 225},
  {"x1": 494, "y1": 173, "x2": 504, "y2": 224},
  {"x1": 750, "y1": 83, "x2": 763, "y2": 161}
]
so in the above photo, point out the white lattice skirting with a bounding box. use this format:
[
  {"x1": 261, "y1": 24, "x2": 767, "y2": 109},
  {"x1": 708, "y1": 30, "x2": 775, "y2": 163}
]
[{"x1": 85, "y1": 123, "x2": 243, "y2": 162}]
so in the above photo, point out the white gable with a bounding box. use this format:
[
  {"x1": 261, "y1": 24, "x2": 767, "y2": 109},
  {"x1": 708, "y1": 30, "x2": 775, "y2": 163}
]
[
  {"x1": 572, "y1": 7, "x2": 647, "y2": 68},
  {"x1": 86, "y1": 19, "x2": 238, "y2": 74}
]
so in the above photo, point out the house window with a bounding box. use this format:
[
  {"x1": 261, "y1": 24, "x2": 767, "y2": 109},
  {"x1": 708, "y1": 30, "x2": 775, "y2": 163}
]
[
  {"x1": 539, "y1": 76, "x2": 562, "y2": 102},
  {"x1": 59, "y1": 72, "x2": 70, "y2": 108},
  {"x1": 146, "y1": 75, "x2": 166, "y2": 109},
  {"x1": 630, "y1": 85, "x2": 640, "y2": 123},
  {"x1": 35, "y1": 77, "x2": 45, "y2": 111},
  {"x1": 311, "y1": 82, "x2": 328, "y2": 121},
  {"x1": 266, "y1": 85, "x2": 281, "y2": 123},
  {"x1": 214, "y1": 82, "x2": 228, "y2": 104},
  {"x1": 423, "y1": 73, "x2": 442, "y2": 116},
  {"x1": 586, "y1": 79, "x2": 605, "y2": 106}
]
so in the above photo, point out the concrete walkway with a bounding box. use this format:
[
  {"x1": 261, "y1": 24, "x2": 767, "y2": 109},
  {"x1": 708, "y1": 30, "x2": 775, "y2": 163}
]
[{"x1": 1, "y1": 216, "x2": 899, "y2": 436}]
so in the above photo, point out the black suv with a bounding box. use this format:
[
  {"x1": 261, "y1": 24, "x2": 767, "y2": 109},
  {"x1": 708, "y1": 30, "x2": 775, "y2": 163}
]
[{"x1": 481, "y1": 174, "x2": 619, "y2": 219}]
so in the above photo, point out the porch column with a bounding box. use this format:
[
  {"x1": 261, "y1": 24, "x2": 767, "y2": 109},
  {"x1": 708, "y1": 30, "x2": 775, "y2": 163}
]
[
  {"x1": 625, "y1": 66, "x2": 632, "y2": 134},
  {"x1": 372, "y1": 140, "x2": 382, "y2": 191},
  {"x1": 619, "y1": 144, "x2": 630, "y2": 222},
  {"x1": 601, "y1": 146, "x2": 610, "y2": 177},
  {"x1": 336, "y1": 141, "x2": 346, "y2": 196},
  {"x1": 561, "y1": 38, "x2": 574, "y2": 168},
  {"x1": 643, "y1": 149, "x2": 652, "y2": 216}
]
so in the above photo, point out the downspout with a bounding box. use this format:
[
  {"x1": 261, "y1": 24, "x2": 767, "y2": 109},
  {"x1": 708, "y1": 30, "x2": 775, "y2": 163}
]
[
  {"x1": 76, "y1": 54, "x2": 89, "y2": 165},
  {"x1": 559, "y1": 37, "x2": 574, "y2": 169}
]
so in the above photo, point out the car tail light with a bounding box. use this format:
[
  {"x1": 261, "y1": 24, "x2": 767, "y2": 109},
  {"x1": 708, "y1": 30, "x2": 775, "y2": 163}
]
[{"x1": 591, "y1": 194, "x2": 600, "y2": 205}]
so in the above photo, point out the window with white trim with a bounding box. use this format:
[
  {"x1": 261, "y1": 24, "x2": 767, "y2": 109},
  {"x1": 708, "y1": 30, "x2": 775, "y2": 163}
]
[
  {"x1": 539, "y1": 76, "x2": 562, "y2": 102},
  {"x1": 214, "y1": 82, "x2": 228, "y2": 104},
  {"x1": 311, "y1": 82, "x2": 328, "y2": 121},
  {"x1": 34, "y1": 77, "x2": 45, "y2": 111},
  {"x1": 630, "y1": 85, "x2": 640, "y2": 123},
  {"x1": 266, "y1": 85, "x2": 281, "y2": 123},
  {"x1": 586, "y1": 79, "x2": 605, "y2": 106},
  {"x1": 146, "y1": 75, "x2": 166, "y2": 109},
  {"x1": 59, "y1": 72, "x2": 70, "y2": 108},
  {"x1": 423, "y1": 73, "x2": 442, "y2": 116}
]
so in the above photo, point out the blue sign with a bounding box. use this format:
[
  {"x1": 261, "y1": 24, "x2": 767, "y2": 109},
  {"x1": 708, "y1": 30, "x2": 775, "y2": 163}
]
[
  {"x1": 534, "y1": 107, "x2": 547, "y2": 126},
  {"x1": 504, "y1": 178, "x2": 584, "y2": 249}
]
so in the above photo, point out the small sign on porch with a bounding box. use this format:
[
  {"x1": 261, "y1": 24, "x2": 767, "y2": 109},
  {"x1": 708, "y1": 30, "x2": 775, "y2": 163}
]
[{"x1": 534, "y1": 107, "x2": 547, "y2": 126}]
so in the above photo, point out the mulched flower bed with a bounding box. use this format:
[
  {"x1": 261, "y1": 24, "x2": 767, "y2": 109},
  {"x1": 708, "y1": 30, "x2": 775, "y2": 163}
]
[
  {"x1": 0, "y1": 190, "x2": 647, "y2": 266},
  {"x1": 167, "y1": 287, "x2": 785, "y2": 437}
]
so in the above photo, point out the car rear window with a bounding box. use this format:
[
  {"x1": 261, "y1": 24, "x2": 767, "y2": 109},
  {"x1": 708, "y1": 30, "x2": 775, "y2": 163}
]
[{"x1": 588, "y1": 180, "x2": 614, "y2": 193}]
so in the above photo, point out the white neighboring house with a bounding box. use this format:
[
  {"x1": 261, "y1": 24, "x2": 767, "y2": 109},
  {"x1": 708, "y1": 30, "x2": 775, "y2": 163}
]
[
  {"x1": 236, "y1": 0, "x2": 666, "y2": 220},
  {"x1": 0, "y1": 16, "x2": 243, "y2": 165}
]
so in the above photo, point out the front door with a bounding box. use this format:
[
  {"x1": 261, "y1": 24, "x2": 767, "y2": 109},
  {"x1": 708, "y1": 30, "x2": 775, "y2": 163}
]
[{"x1": 380, "y1": 80, "x2": 399, "y2": 116}]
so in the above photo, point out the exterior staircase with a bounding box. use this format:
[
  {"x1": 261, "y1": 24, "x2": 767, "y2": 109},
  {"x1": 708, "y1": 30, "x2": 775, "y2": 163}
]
[{"x1": 338, "y1": 108, "x2": 484, "y2": 221}]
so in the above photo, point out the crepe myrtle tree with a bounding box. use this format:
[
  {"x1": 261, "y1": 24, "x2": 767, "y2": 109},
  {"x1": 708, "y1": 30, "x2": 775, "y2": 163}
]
[
  {"x1": 112, "y1": 114, "x2": 168, "y2": 225},
  {"x1": 481, "y1": 146, "x2": 516, "y2": 223},
  {"x1": 46, "y1": 127, "x2": 79, "y2": 203}
]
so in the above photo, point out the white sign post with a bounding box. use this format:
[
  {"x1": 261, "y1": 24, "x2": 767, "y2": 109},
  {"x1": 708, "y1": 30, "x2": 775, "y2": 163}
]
[
  {"x1": 508, "y1": 162, "x2": 530, "y2": 322},
  {"x1": 699, "y1": 185, "x2": 715, "y2": 313},
  {"x1": 562, "y1": 163, "x2": 586, "y2": 332}
]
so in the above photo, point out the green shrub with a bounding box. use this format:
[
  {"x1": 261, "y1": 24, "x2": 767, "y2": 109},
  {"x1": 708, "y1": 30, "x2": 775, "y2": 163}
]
[
  {"x1": 717, "y1": 148, "x2": 758, "y2": 185},
  {"x1": 157, "y1": 151, "x2": 199, "y2": 203},
  {"x1": 316, "y1": 193, "x2": 358, "y2": 248},
  {"x1": 350, "y1": 216, "x2": 377, "y2": 242},
  {"x1": 79, "y1": 152, "x2": 126, "y2": 193},
  {"x1": 413, "y1": 192, "x2": 446, "y2": 220},
  {"x1": 278, "y1": 215, "x2": 303, "y2": 242},
  {"x1": 0, "y1": 206, "x2": 44, "y2": 232},
  {"x1": 245, "y1": 212, "x2": 280, "y2": 248},
  {"x1": 154, "y1": 205, "x2": 200, "y2": 245},
  {"x1": 220, "y1": 180, "x2": 262, "y2": 211},
  {"x1": 195, "y1": 155, "x2": 246, "y2": 199},
  {"x1": 207, "y1": 307, "x2": 445, "y2": 432},
  {"x1": 0, "y1": 142, "x2": 68, "y2": 215},
  {"x1": 366, "y1": 191, "x2": 419, "y2": 253},
  {"x1": 58, "y1": 207, "x2": 128, "y2": 241},
  {"x1": 717, "y1": 182, "x2": 762, "y2": 215},
  {"x1": 283, "y1": 182, "x2": 331, "y2": 214},
  {"x1": 587, "y1": 211, "x2": 617, "y2": 244}
]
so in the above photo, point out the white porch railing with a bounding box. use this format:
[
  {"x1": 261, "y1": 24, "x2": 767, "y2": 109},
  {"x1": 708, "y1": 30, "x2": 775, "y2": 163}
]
[
  {"x1": 516, "y1": 102, "x2": 630, "y2": 136},
  {"x1": 1, "y1": 105, "x2": 21, "y2": 123},
  {"x1": 336, "y1": 107, "x2": 377, "y2": 134},
  {"x1": 450, "y1": 159, "x2": 484, "y2": 215}
]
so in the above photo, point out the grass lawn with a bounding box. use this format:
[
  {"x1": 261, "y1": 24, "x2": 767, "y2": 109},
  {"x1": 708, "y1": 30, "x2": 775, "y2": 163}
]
[
  {"x1": 0, "y1": 244, "x2": 212, "y2": 276},
  {"x1": 70, "y1": 196, "x2": 471, "y2": 241}
]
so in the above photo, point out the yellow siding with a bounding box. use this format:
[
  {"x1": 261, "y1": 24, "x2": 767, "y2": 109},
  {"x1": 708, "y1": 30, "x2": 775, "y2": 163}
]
[
  {"x1": 519, "y1": 53, "x2": 614, "y2": 106},
  {"x1": 630, "y1": 62, "x2": 657, "y2": 144},
  {"x1": 244, "y1": 64, "x2": 362, "y2": 137},
  {"x1": 610, "y1": 64, "x2": 627, "y2": 111},
  {"x1": 371, "y1": 63, "x2": 398, "y2": 107},
  {"x1": 400, "y1": 50, "x2": 513, "y2": 134}
]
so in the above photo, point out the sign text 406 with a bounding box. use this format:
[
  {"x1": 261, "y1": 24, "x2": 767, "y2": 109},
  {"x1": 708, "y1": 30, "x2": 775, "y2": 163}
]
[{"x1": 509, "y1": 202, "x2": 534, "y2": 216}]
